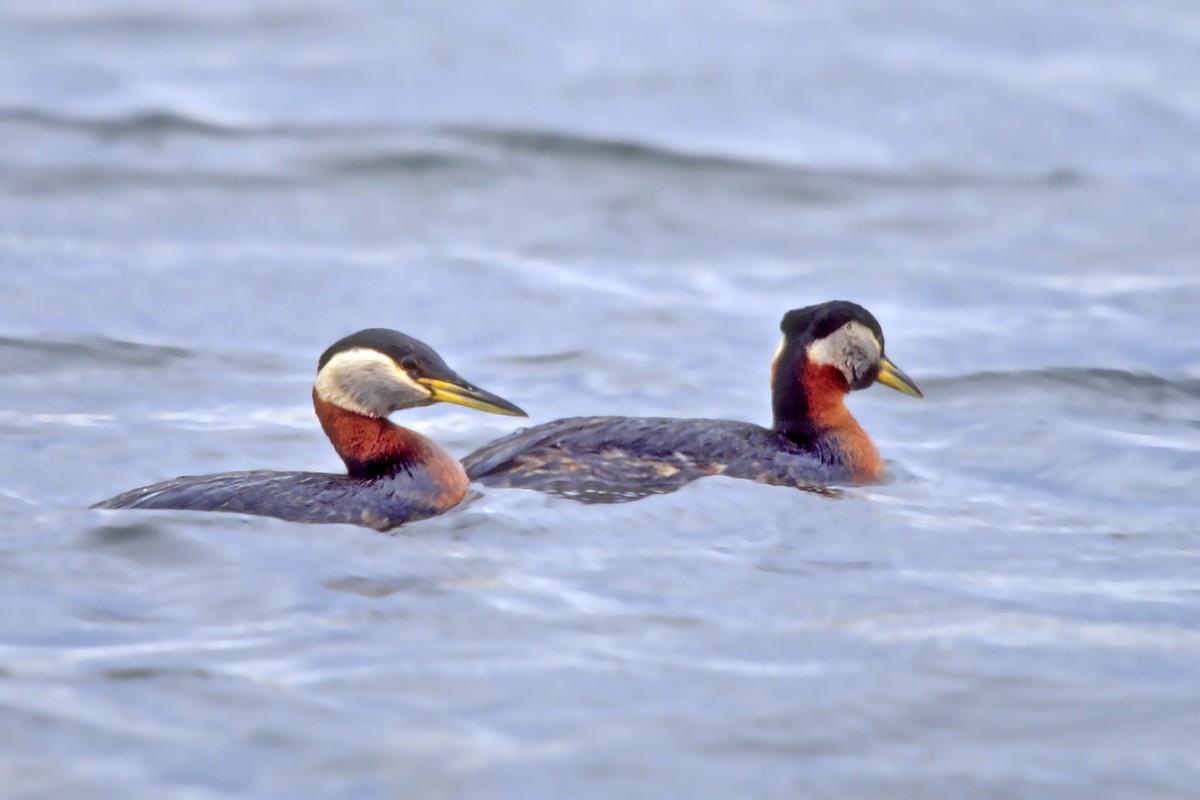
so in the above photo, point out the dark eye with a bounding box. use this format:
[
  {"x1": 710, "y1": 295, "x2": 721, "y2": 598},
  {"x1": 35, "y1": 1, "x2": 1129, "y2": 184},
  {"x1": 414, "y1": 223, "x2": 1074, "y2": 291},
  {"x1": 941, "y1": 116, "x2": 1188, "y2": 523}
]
[{"x1": 399, "y1": 355, "x2": 421, "y2": 372}]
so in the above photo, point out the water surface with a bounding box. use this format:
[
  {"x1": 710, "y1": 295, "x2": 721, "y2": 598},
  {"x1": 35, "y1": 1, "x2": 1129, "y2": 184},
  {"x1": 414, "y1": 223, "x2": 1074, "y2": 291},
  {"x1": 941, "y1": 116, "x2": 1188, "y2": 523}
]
[{"x1": 2, "y1": 1, "x2": 1199, "y2": 798}]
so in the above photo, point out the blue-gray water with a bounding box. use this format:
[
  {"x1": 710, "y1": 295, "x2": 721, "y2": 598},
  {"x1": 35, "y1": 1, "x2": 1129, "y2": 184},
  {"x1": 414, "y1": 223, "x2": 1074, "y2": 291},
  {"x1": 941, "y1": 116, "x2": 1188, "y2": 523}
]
[{"x1": 2, "y1": 2, "x2": 1199, "y2": 798}]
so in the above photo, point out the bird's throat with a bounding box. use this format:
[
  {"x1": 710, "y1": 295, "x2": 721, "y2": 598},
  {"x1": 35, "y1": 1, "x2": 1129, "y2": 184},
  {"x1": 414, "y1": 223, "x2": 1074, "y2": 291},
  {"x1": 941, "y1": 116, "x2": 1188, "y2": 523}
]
[
  {"x1": 311, "y1": 390, "x2": 448, "y2": 480},
  {"x1": 774, "y1": 361, "x2": 883, "y2": 482}
]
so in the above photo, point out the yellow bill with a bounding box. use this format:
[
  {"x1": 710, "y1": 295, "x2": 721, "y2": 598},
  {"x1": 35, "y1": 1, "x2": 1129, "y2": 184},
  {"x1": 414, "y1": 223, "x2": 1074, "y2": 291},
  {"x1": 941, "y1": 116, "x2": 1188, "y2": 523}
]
[
  {"x1": 876, "y1": 356, "x2": 924, "y2": 399},
  {"x1": 418, "y1": 378, "x2": 528, "y2": 417}
]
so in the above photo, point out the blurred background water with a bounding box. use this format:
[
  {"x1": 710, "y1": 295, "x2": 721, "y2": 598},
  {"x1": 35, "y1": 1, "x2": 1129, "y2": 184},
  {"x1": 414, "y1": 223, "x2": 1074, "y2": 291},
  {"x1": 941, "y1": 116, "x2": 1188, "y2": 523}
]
[{"x1": 1, "y1": 1, "x2": 1199, "y2": 797}]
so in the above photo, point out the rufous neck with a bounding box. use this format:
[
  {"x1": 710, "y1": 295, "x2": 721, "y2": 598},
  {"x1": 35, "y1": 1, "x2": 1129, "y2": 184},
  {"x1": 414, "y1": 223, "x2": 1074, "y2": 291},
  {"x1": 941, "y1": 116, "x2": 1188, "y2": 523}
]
[
  {"x1": 771, "y1": 350, "x2": 835, "y2": 440},
  {"x1": 773, "y1": 361, "x2": 882, "y2": 481},
  {"x1": 313, "y1": 389, "x2": 431, "y2": 479}
]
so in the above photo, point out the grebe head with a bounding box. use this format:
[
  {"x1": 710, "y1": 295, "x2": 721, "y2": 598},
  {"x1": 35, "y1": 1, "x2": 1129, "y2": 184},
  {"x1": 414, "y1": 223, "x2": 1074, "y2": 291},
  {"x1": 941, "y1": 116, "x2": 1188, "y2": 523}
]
[
  {"x1": 771, "y1": 300, "x2": 921, "y2": 441},
  {"x1": 314, "y1": 328, "x2": 527, "y2": 418},
  {"x1": 772, "y1": 299, "x2": 921, "y2": 400},
  {"x1": 775, "y1": 300, "x2": 923, "y2": 399}
]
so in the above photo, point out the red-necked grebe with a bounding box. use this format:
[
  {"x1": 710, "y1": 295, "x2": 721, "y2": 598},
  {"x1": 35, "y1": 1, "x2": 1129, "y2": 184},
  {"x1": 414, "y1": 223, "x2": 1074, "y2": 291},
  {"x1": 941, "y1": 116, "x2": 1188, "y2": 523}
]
[
  {"x1": 462, "y1": 301, "x2": 921, "y2": 500},
  {"x1": 93, "y1": 328, "x2": 526, "y2": 530}
]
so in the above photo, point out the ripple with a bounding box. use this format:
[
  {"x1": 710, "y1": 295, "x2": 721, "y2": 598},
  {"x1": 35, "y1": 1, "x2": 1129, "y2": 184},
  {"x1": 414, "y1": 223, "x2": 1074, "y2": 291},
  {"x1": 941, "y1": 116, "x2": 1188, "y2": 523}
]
[
  {"x1": 318, "y1": 150, "x2": 485, "y2": 177},
  {"x1": 102, "y1": 666, "x2": 218, "y2": 682},
  {"x1": 443, "y1": 125, "x2": 1087, "y2": 190},
  {"x1": 853, "y1": 612, "x2": 1200, "y2": 653},
  {"x1": 443, "y1": 124, "x2": 761, "y2": 172},
  {"x1": 0, "y1": 109, "x2": 1087, "y2": 192},
  {"x1": 0, "y1": 108, "x2": 333, "y2": 141},
  {"x1": 927, "y1": 367, "x2": 1200, "y2": 400},
  {"x1": 324, "y1": 574, "x2": 447, "y2": 599},
  {"x1": 77, "y1": 521, "x2": 220, "y2": 567},
  {"x1": 0, "y1": 335, "x2": 193, "y2": 370}
]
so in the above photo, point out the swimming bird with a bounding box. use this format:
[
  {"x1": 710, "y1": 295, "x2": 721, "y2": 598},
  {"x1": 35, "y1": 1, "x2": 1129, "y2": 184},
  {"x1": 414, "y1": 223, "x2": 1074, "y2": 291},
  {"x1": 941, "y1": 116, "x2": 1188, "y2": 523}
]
[
  {"x1": 92, "y1": 328, "x2": 526, "y2": 530},
  {"x1": 462, "y1": 301, "x2": 921, "y2": 500}
]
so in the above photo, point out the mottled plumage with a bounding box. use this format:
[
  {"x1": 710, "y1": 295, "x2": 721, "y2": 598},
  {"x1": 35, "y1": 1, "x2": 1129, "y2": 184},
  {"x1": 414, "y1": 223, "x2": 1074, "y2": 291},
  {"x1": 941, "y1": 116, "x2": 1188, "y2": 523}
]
[
  {"x1": 463, "y1": 301, "x2": 922, "y2": 500},
  {"x1": 463, "y1": 415, "x2": 853, "y2": 500}
]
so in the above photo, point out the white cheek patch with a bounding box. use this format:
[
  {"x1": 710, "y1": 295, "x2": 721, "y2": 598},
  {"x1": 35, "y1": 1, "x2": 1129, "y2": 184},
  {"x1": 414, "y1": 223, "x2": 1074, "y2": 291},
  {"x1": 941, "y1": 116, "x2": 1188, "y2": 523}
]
[
  {"x1": 314, "y1": 349, "x2": 432, "y2": 417},
  {"x1": 806, "y1": 321, "x2": 882, "y2": 386}
]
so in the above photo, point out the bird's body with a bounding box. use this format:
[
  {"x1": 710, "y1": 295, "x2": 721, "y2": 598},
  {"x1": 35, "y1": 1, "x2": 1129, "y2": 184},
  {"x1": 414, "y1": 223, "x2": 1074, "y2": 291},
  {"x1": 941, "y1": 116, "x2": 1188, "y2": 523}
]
[
  {"x1": 462, "y1": 415, "x2": 855, "y2": 499},
  {"x1": 92, "y1": 329, "x2": 526, "y2": 530},
  {"x1": 92, "y1": 467, "x2": 458, "y2": 531},
  {"x1": 464, "y1": 301, "x2": 921, "y2": 499}
]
